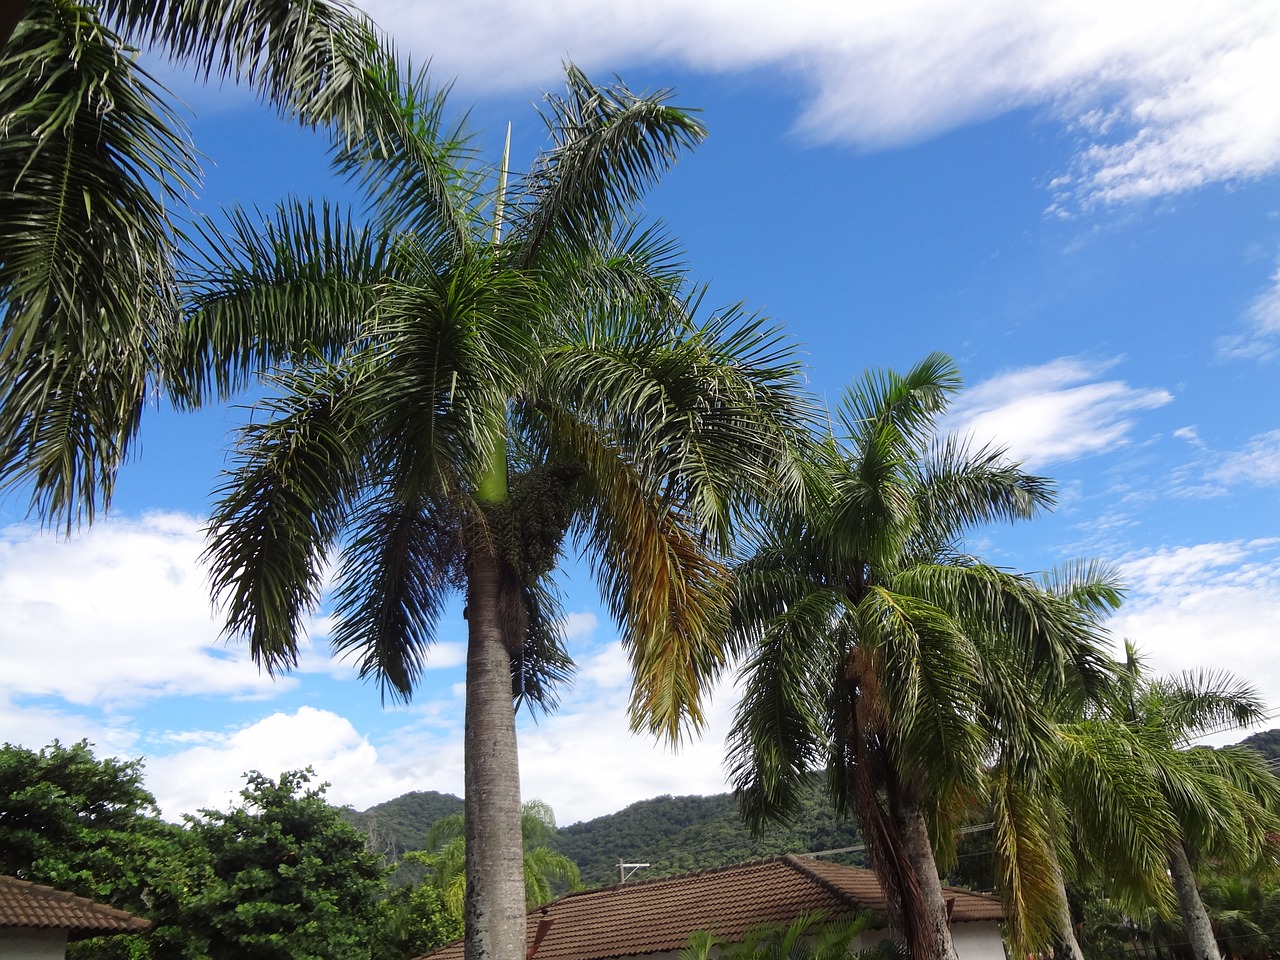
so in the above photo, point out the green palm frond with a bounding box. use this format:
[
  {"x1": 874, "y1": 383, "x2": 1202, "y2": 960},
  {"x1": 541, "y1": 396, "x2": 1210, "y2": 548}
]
[
  {"x1": 1052, "y1": 720, "x2": 1178, "y2": 916},
  {"x1": 204, "y1": 362, "x2": 366, "y2": 673},
  {"x1": 332, "y1": 60, "x2": 478, "y2": 249},
  {"x1": 728, "y1": 589, "x2": 844, "y2": 829},
  {"x1": 1038, "y1": 558, "x2": 1126, "y2": 621},
  {"x1": 834, "y1": 352, "x2": 959, "y2": 453},
  {"x1": 512, "y1": 65, "x2": 707, "y2": 267},
  {"x1": 103, "y1": 0, "x2": 399, "y2": 142},
  {"x1": 914, "y1": 434, "x2": 1055, "y2": 538},
  {"x1": 857, "y1": 586, "x2": 985, "y2": 789},
  {"x1": 172, "y1": 200, "x2": 392, "y2": 404},
  {"x1": 331, "y1": 490, "x2": 465, "y2": 703},
  {"x1": 0, "y1": 0, "x2": 195, "y2": 526},
  {"x1": 1141, "y1": 669, "x2": 1270, "y2": 743}
]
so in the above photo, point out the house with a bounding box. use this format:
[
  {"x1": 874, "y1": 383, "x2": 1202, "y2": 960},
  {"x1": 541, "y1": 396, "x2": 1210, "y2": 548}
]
[
  {"x1": 0, "y1": 875, "x2": 150, "y2": 960},
  {"x1": 423, "y1": 855, "x2": 1006, "y2": 960}
]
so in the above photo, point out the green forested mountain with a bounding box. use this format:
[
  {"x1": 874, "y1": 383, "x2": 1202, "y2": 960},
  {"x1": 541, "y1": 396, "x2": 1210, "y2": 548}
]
[
  {"x1": 1241, "y1": 727, "x2": 1280, "y2": 763},
  {"x1": 345, "y1": 781, "x2": 863, "y2": 889},
  {"x1": 343, "y1": 790, "x2": 464, "y2": 856},
  {"x1": 342, "y1": 728, "x2": 1280, "y2": 891}
]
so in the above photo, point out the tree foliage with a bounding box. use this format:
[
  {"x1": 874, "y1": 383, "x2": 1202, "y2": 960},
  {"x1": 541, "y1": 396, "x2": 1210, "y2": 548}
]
[
  {"x1": 147, "y1": 769, "x2": 386, "y2": 960},
  {"x1": 0, "y1": 739, "x2": 179, "y2": 960}
]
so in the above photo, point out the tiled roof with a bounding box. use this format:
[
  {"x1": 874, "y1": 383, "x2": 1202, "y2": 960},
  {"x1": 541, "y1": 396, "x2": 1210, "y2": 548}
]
[
  {"x1": 0, "y1": 876, "x2": 151, "y2": 937},
  {"x1": 422, "y1": 855, "x2": 1002, "y2": 960}
]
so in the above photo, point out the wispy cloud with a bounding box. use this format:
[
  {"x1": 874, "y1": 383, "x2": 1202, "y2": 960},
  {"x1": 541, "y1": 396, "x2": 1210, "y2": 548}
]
[
  {"x1": 1208, "y1": 430, "x2": 1280, "y2": 487},
  {"x1": 947, "y1": 357, "x2": 1171, "y2": 467},
  {"x1": 366, "y1": 0, "x2": 1280, "y2": 205},
  {"x1": 1219, "y1": 256, "x2": 1280, "y2": 360}
]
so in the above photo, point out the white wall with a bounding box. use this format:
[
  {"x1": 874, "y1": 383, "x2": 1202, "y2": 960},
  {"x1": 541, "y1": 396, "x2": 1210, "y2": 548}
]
[
  {"x1": 953, "y1": 922, "x2": 1008, "y2": 960},
  {"x1": 0, "y1": 928, "x2": 68, "y2": 960}
]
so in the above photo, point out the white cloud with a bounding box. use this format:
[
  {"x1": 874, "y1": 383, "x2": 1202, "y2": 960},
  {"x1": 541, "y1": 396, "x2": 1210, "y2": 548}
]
[
  {"x1": 1207, "y1": 430, "x2": 1280, "y2": 487},
  {"x1": 947, "y1": 357, "x2": 1171, "y2": 467},
  {"x1": 146, "y1": 706, "x2": 425, "y2": 817},
  {"x1": 1110, "y1": 539, "x2": 1280, "y2": 735},
  {"x1": 139, "y1": 640, "x2": 737, "y2": 826},
  {"x1": 0, "y1": 514, "x2": 286, "y2": 705},
  {"x1": 367, "y1": 0, "x2": 1280, "y2": 204},
  {"x1": 517, "y1": 643, "x2": 736, "y2": 825},
  {"x1": 1219, "y1": 257, "x2": 1280, "y2": 360}
]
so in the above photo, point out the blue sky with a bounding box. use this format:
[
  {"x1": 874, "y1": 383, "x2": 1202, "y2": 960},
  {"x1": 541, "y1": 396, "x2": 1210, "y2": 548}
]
[{"x1": 2, "y1": 0, "x2": 1279, "y2": 826}]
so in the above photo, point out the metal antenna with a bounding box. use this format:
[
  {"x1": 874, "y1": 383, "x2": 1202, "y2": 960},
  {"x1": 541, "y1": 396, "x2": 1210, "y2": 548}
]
[
  {"x1": 492, "y1": 122, "x2": 512, "y2": 246},
  {"x1": 617, "y1": 862, "x2": 650, "y2": 884}
]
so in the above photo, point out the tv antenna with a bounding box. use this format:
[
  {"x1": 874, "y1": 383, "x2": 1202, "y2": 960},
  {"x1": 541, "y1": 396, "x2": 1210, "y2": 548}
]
[{"x1": 617, "y1": 862, "x2": 650, "y2": 883}]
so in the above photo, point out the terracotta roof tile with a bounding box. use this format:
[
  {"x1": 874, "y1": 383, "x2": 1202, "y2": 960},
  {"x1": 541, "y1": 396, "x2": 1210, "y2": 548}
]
[
  {"x1": 0, "y1": 876, "x2": 151, "y2": 937},
  {"x1": 422, "y1": 855, "x2": 1002, "y2": 960}
]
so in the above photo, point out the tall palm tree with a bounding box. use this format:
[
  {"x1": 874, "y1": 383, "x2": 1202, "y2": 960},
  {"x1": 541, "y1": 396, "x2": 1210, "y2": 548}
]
[
  {"x1": 190, "y1": 66, "x2": 811, "y2": 960},
  {"x1": 0, "y1": 0, "x2": 399, "y2": 528},
  {"x1": 726, "y1": 355, "x2": 1114, "y2": 960}
]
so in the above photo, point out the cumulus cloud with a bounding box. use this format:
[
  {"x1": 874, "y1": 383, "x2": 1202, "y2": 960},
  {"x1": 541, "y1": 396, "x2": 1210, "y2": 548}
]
[
  {"x1": 0, "y1": 514, "x2": 285, "y2": 705},
  {"x1": 140, "y1": 641, "x2": 736, "y2": 825},
  {"x1": 1110, "y1": 539, "x2": 1280, "y2": 734},
  {"x1": 145, "y1": 707, "x2": 425, "y2": 817},
  {"x1": 946, "y1": 357, "x2": 1171, "y2": 467},
  {"x1": 366, "y1": 0, "x2": 1280, "y2": 204}
]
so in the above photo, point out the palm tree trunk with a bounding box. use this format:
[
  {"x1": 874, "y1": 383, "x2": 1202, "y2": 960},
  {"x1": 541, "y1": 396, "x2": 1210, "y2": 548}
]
[
  {"x1": 898, "y1": 799, "x2": 960, "y2": 960},
  {"x1": 463, "y1": 543, "x2": 527, "y2": 960},
  {"x1": 1167, "y1": 839, "x2": 1222, "y2": 960},
  {"x1": 1049, "y1": 857, "x2": 1086, "y2": 960}
]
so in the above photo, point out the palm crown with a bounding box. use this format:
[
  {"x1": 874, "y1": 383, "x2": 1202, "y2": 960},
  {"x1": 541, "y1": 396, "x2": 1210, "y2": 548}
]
[
  {"x1": 727, "y1": 354, "x2": 1116, "y2": 960},
  {"x1": 189, "y1": 65, "x2": 812, "y2": 960}
]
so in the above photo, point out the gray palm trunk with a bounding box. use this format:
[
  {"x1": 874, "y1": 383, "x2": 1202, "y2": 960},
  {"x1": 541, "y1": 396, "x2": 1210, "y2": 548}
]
[
  {"x1": 1167, "y1": 839, "x2": 1222, "y2": 960},
  {"x1": 1049, "y1": 857, "x2": 1086, "y2": 960},
  {"x1": 898, "y1": 800, "x2": 960, "y2": 960},
  {"x1": 463, "y1": 543, "x2": 528, "y2": 960}
]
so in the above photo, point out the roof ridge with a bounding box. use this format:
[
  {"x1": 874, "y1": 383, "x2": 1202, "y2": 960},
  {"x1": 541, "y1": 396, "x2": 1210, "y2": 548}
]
[
  {"x1": 779, "y1": 855, "x2": 870, "y2": 913},
  {"x1": 549, "y1": 855, "x2": 796, "y2": 904},
  {"x1": 0, "y1": 875, "x2": 151, "y2": 930}
]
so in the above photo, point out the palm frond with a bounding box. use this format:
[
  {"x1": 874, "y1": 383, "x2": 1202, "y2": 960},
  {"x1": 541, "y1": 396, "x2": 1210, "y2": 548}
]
[
  {"x1": 332, "y1": 60, "x2": 478, "y2": 249},
  {"x1": 172, "y1": 199, "x2": 391, "y2": 405},
  {"x1": 1038, "y1": 558, "x2": 1126, "y2": 622},
  {"x1": 204, "y1": 361, "x2": 365, "y2": 673},
  {"x1": 330, "y1": 489, "x2": 464, "y2": 703},
  {"x1": 512, "y1": 65, "x2": 706, "y2": 268},
  {"x1": 510, "y1": 578, "x2": 575, "y2": 716},
  {"x1": 0, "y1": 0, "x2": 195, "y2": 526},
  {"x1": 915, "y1": 434, "x2": 1056, "y2": 539},
  {"x1": 104, "y1": 0, "x2": 402, "y2": 143},
  {"x1": 856, "y1": 586, "x2": 985, "y2": 792},
  {"x1": 1053, "y1": 720, "x2": 1179, "y2": 915},
  {"x1": 834, "y1": 352, "x2": 959, "y2": 454},
  {"x1": 988, "y1": 765, "x2": 1062, "y2": 955},
  {"x1": 727, "y1": 587, "x2": 845, "y2": 829},
  {"x1": 1142, "y1": 669, "x2": 1270, "y2": 743}
]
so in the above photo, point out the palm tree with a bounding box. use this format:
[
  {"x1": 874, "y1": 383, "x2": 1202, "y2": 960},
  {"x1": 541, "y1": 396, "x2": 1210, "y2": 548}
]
[
  {"x1": 410, "y1": 799, "x2": 581, "y2": 919},
  {"x1": 1110, "y1": 653, "x2": 1280, "y2": 960},
  {"x1": 726, "y1": 355, "x2": 1114, "y2": 960},
  {"x1": 191, "y1": 66, "x2": 810, "y2": 960},
  {"x1": 997, "y1": 646, "x2": 1280, "y2": 960},
  {"x1": 0, "y1": 0, "x2": 399, "y2": 528}
]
